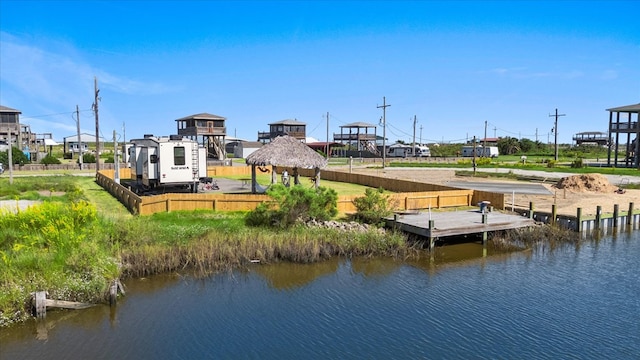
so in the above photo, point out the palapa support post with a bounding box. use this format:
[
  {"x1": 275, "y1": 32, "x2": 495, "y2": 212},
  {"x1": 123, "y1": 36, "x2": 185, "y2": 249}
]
[
  {"x1": 551, "y1": 204, "x2": 557, "y2": 226},
  {"x1": 529, "y1": 202, "x2": 534, "y2": 219},
  {"x1": 627, "y1": 202, "x2": 634, "y2": 226},
  {"x1": 595, "y1": 205, "x2": 602, "y2": 231},
  {"x1": 613, "y1": 204, "x2": 619, "y2": 229},
  {"x1": 314, "y1": 167, "x2": 321, "y2": 189},
  {"x1": 576, "y1": 208, "x2": 582, "y2": 232}
]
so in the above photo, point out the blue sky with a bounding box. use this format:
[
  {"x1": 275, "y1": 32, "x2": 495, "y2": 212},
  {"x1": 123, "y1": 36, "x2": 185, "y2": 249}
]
[{"x1": 1, "y1": 0, "x2": 638, "y2": 145}]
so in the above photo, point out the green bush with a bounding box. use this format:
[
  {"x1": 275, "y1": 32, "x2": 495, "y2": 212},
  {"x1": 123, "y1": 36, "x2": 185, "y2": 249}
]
[
  {"x1": 40, "y1": 154, "x2": 61, "y2": 165},
  {"x1": 546, "y1": 159, "x2": 556, "y2": 168},
  {"x1": 351, "y1": 187, "x2": 394, "y2": 225},
  {"x1": 571, "y1": 158, "x2": 584, "y2": 168},
  {"x1": 82, "y1": 153, "x2": 96, "y2": 164},
  {"x1": 245, "y1": 184, "x2": 338, "y2": 228},
  {"x1": 0, "y1": 146, "x2": 30, "y2": 166}
]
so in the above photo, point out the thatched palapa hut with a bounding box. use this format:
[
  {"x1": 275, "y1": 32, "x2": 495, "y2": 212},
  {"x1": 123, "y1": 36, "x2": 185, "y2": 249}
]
[{"x1": 245, "y1": 135, "x2": 328, "y2": 193}]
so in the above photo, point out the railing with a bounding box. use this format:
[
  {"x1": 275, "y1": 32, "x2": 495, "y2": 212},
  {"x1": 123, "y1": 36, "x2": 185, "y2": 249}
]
[{"x1": 610, "y1": 122, "x2": 639, "y2": 131}]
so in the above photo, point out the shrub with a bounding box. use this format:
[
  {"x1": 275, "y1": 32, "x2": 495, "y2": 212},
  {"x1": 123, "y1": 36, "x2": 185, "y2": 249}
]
[
  {"x1": 352, "y1": 187, "x2": 394, "y2": 225},
  {"x1": 546, "y1": 159, "x2": 556, "y2": 168},
  {"x1": 571, "y1": 158, "x2": 584, "y2": 168},
  {"x1": 82, "y1": 153, "x2": 96, "y2": 163},
  {"x1": 245, "y1": 184, "x2": 338, "y2": 228},
  {"x1": 40, "y1": 154, "x2": 61, "y2": 165}
]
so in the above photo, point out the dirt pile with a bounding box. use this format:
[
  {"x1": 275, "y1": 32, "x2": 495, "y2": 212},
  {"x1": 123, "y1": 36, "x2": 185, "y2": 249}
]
[{"x1": 555, "y1": 174, "x2": 619, "y2": 193}]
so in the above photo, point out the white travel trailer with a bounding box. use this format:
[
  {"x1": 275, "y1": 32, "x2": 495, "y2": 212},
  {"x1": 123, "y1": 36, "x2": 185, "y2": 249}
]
[
  {"x1": 387, "y1": 144, "x2": 411, "y2": 157},
  {"x1": 413, "y1": 146, "x2": 431, "y2": 157},
  {"x1": 461, "y1": 145, "x2": 499, "y2": 158},
  {"x1": 129, "y1": 135, "x2": 207, "y2": 193}
]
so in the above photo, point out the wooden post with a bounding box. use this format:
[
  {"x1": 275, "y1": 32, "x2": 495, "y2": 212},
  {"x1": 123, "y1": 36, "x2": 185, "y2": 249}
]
[
  {"x1": 428, "y1": 220, "x2": 435, "y2": 251},
  {"x1": 551, "y1": 204, "x2": 557, "y2": 226},
  {"x1": 482, "y1": 213, "x2": 488, "y2": 244},
  {"x1": 314, "y1": 167, "x2": 321, "y2": 189},
  {"x1": 33, "y1": 291, "x2": 47, "y2": 319},
  {"x1": 627, "y1": 202, "x2": 634, "y2": 226},
  {"x1": 595, "y1": 205, "x2": 602, "y2": 231},
  {"x1": 576, "y1": 208, "x2": 582, "y2": 232},
  {"x1": 529, "y1": 202, "x2": 534, "y2": 219},
  {"x1": 613, "y1": 204, "x2": 619, "y2": 229},
  {"x1": 110, "y1": 281, "x2": 118, "y2": 306}
]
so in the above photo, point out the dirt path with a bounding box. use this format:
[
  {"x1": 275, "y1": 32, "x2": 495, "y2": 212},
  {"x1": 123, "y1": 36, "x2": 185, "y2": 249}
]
[{"x1": 344, "y1": 166, "x2": 640, "y2": 217}]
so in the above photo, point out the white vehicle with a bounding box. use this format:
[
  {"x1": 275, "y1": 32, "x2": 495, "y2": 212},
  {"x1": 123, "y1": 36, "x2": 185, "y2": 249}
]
[
  {"x1": 413, "y1": 146, "x2": 431, "y2": 157},
  {"x1": 387, "y1": 144, "x2": 411, "y2": 158},
  {"x1": 129, "y1": 134, "x2": 207, "y2": 193},
  {"x1": 461, "y1": 145, "x2": 499, "y2": 158},
  {"x1": 0, "y1": 162, "x2": 4, "y2": 175}
]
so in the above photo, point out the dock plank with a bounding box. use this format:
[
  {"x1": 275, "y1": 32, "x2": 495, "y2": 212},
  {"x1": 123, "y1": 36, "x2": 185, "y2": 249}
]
[{"x1": 386, "y1": 210, "x2": 536, "y2": 239}]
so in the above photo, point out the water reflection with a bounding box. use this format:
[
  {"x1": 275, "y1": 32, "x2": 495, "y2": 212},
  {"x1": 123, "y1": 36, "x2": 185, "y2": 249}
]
[{"x1": 253, "y1": 258, "x2": 340, "y2": 290}]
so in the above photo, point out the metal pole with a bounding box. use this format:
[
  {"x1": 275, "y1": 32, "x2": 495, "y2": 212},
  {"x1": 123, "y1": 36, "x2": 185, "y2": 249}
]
[
  {"x1": 8, "y1": 126, "x2": 13, "y2": 184},
  {"x1": 412, "y1": 115, "x2": 416, "y2": 157},
  {"x1": 94, "y1": 77, "x2": 100, "y2": 173},
  {"x1": 377, "y1": 97, "x2": 390, "y2": 169},
  {"x1": 76, "y1": 105, "x2": 83, "y2": 170}
]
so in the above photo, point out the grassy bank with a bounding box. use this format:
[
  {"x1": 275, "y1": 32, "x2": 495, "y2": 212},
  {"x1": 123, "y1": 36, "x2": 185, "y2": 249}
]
[{"x1": 0, "y1": 176, "x2": 410, "y2": 326}]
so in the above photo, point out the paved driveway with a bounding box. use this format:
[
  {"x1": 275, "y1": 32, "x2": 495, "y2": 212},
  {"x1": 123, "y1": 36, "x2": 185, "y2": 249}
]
[{"x1": 446, "y1": 181, "x2": 553, "y2": 195}]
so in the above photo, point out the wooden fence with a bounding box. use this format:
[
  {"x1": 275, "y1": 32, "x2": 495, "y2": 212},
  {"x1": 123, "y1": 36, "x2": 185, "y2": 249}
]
[{"x1": 97, "y1": 166, "x2": 504, "y2": 216}]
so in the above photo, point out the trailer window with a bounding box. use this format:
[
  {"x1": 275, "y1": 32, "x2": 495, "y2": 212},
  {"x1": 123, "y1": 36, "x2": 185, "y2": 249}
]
[{"x1": 174, "y1": 147, "x2": 186, "y2": 165}]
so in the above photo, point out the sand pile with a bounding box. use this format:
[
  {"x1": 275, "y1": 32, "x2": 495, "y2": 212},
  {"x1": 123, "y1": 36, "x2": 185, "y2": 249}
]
[{"x1": 555, "y1": 174, "x2": 619, "y2": 193}]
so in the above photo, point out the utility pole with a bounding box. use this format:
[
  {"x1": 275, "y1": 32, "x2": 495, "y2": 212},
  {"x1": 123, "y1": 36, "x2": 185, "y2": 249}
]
[
  {"x1": 123, "y1": 122, "x2": 126, "y2": 143},
  {"x1": 326, "y1": 112, "x2": 330, "y2": 159},
  {"x1": 483, "y1": 120, "x2": 488, "y2": 157},
  {"x1": 377, "y1": 97, "x2": 390, "y2": 169},
  {"x1": 419, "y1": 125, "x2": 423, "y2": 146},
  {"x1": 493, "y1": 126, "x2": 497, "y2": 138},
  {"x1": 412, "y1": 115, "x2": 417, "y2": 157},
  {"x1": 535, "y1": 128, "x2": 538, "y2": 142},
  {"x1": 113, "y1": 130, "x2": 120, "y2": 184},
  {"x1": 8, "y1": 126, "x2": 13, "y2": 184},
  {"x1": 93, "y1": 77, "x2": 101, "y2": 172},
  {"x1": 76, "y1": 105, "x2": 83, "y2": 170},
  {"x1": 549, "y1": 108, "x2": 565, "y2": 161}
]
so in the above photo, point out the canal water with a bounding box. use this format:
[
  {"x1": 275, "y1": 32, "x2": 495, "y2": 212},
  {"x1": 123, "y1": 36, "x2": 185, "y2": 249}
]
[{"x1": 1, "y1": 233, "x2": 639, "y2": 359}]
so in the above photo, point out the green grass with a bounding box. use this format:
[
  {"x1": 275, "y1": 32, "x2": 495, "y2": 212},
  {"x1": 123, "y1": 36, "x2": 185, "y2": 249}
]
[{"x1": 221, "y1": 174, "x2": 380, "y2": 195}]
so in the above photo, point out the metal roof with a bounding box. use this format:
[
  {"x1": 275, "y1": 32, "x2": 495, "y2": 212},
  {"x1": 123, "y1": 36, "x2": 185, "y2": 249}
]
[
  {"x1": 340, "y1": 122, "x2": 378, "y2": 128},
  {"x1": 606, "y1": 103, "x2": 640, "y2": 112},
  {"x1": 175, "y1": 113, "x2": 226, "y2": 121},
  {"x1": 268, "y1": 119, "x2": 306, "y2": 126},
  {"x1": 0, "y1": 105, "x2": 22, "y2": 113}
]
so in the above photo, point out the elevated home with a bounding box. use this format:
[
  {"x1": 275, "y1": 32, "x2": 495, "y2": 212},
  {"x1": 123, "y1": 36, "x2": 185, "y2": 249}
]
[
  {"x1": 176, "y1": 113, "x2": 227, "y2": 160},
  {"x1": 0, "y1": 105, "x2": 35, "y2": 153},
  {"x1": 573, "y1": 131, "x2": 609, "y2": 146},
  {"x1": 333, "y1": 122, "x2": 380, "y2": 157},
  {"x1": 258, "y1": 119, "x2": 306, "y2": 143},
  {"x1": 606, "y1": 103, "x2": 640, "y2": 168}
]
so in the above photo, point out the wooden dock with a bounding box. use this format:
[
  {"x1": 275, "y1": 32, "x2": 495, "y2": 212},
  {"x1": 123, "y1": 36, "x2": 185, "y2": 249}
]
[{"x1": 385, "y1": 210, "x2": 536, "y2": 242}]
